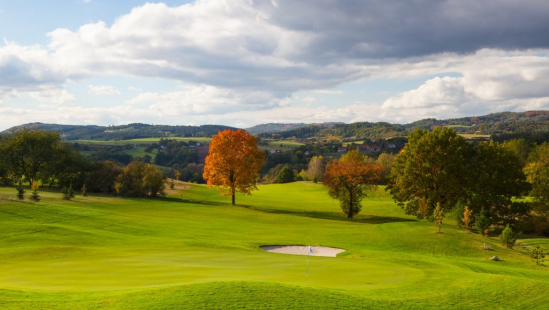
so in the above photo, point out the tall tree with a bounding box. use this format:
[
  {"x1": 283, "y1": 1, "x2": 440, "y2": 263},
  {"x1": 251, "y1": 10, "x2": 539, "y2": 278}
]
[
  {"x1": 323, "y1": 150, "x2": 382, "y2": 218},
  {"x1": 307, "y1": 155, "x2": 325, "y2": 182},
  {"x1": 525, "y1": 143, "x2": 549, "y2": 214},
  {"x1": 203, "y1": 129, "x2": 265, "y2": 205},
  {"x1": 0, "y1": 128, "x2": 61, "y2": 185},
  {"x1": 467, "y1": 141, "x2": 530, "y2": 227},
  {"x1": 387, "y1": 127, "x2": 472, "y2": 219}
]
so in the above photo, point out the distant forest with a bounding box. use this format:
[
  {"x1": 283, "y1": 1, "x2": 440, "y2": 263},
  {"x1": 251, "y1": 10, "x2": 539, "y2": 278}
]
[{"x1": 3, "y1": 110, "x2": 549, "y2": 143}]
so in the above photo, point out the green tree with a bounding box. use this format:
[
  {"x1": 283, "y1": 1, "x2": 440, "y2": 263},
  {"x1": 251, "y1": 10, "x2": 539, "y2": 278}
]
[
  {"x1": 502, "y1": 138, "x2": 533, "y2": 166},
  {"x1": 467, "y1": 141, "x2": 530, "y2": 227},
  {"x1": 117, "y1": 161, "x2": 166, "y2": 197},
  {"x1": 531, "y1": 245, "x2": 545, "y2": 265},
  {"x1": 276, "y1": 166, "x2": 295, "y2": 183},
  {"x1": 525, "y1": 143, "x2": 549, "y2": 218},
  {"x1": 476, "y1": 208, "x2": 491, "y2": 249},
  {"x1": 0, "y1": 128, "x2": 61, "y2": 185},
  {"x1": 16, "y1": 180, "x2": 25, "y2": 200},
  {"x1": 500, "y1": 225, "x2": 516, "y2": 249},
  {"x1": 434, "y1": 203, "x2": 444, "y2": 233},
  {"x1": 323, "y1": 150, "x2": 382, "y2": 218},
  {"x1": 387, "y1": 127, "x2": 472, "y2": 219},
  {"x1": 375, "y1": 153, "x2": 396, "y2": 184}
]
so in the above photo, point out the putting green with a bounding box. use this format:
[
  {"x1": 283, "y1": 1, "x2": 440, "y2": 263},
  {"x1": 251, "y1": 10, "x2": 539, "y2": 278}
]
[{"x1": 0, "y1": 249, "x2": 422, "y2": 292}]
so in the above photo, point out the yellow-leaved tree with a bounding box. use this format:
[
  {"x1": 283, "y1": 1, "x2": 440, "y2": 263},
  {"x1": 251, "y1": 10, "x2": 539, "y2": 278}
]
[{"x1": 203, "y1": 129, "x2": 266, "y2": 205}]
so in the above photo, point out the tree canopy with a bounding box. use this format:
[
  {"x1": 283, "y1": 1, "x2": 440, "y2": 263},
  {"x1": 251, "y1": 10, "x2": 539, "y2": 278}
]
[
  {"x1": 203, "y1": 129, "x2": 265, "y2": 205},
  {"x1": 387, "y1": 127, "x2": 472, "y2": 218},
  {"x1": 323, "y1": 150, "x2": 382, "y2": 218}
]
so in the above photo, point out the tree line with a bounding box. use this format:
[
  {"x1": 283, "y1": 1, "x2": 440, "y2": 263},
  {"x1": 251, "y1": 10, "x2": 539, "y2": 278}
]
[
  {"x1": 388, "y1": 127, "x2": 549, "y2": 237},
  {"x1": 0, "y1": 129, "x2": 166, "y2": 198}
]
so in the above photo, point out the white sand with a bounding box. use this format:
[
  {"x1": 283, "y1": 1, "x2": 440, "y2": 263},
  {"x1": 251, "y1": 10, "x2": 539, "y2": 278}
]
[{"x1": 260, "y1": 245, "x2": 345, "y2": 257}]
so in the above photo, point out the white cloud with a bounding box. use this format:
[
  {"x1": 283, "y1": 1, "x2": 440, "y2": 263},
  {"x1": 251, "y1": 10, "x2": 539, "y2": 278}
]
[
  {"x1": 0, "y1": 1, "x2": 548, "y2": 129},
  {"x1": 302, "y1": 97, "x2": 317, "y2": 104},
  {"x1": 128, "y1": 86, "x2": 142, "y2": 92},
  {"x1": 27, "y1": 86, "x2": 76, "y2": 104},
  {"x1": 314, "y1": 90, "x2": 344, "y2": 94},
  {"x1": 126, "y1": 84, "x2": 292, "y2": 115},
  {"x1": 88, "y1": 85, "x2": 121, "y2": 95},
  {"x1": 0, "y1": 90, "x2": 20, "y2": 104}
]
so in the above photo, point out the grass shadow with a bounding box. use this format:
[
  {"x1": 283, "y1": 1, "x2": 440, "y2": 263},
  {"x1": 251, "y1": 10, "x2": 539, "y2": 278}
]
[{"x1": 239, "y1": 205, "x2": 416, "y2": 224}]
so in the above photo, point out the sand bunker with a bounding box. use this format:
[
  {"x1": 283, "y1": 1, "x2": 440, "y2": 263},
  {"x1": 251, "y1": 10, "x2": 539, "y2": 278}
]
[{"x1": 260, "y1": 245, "x2": 345, "y2": 257}]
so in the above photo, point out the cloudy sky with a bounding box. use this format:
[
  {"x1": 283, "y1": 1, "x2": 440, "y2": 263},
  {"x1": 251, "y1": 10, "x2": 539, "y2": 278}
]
[{"x1": 1, "y1": 0, "x2": 548, "y2": 130}]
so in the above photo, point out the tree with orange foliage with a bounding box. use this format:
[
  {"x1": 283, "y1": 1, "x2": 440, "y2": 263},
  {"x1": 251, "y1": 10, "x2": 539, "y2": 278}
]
[
  {"x1": 323, "y1": 149, "x2": 382, "y2": 218},
  {"x1": 203, "y1": 129, "x2": 266, "y2": 205},
  {"x1": 462, "y1": 206, "x2": 473, "y2": 231}
]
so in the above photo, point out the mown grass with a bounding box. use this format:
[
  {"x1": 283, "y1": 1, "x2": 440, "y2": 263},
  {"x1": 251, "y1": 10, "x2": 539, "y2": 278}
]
[{"x1": 0, "y1": 183, "x2": 548, "y2": 309}]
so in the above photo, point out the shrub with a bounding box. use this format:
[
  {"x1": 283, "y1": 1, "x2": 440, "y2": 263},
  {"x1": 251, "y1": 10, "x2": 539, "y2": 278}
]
[
  {"x1": 30, "y1": 180, "x2": 40, "y2": 202},
  {"x1": 16, "y1": 181, "x2": 25, "y2": 200},
  {"x1": 500, "y1": 225, "x2": 516, "y2": 249},
  {"x1": 530, "y1": 245, "x2": 545, "y2": 265},
  {"x1": 61, "y1": 185, "x2": 75, "y2": 200},
  {"x1": 531, "y1": 245, "x2": 545, "y2": 265}
]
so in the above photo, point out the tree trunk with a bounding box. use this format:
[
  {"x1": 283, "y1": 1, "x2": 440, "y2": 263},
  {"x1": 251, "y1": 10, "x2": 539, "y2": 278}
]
[
  {"x1": 232, "y1": 193, "x2": 235, "y2": 205},
  {"x1": 348, "y1": 190, "x2": 353, "y2": 219}
]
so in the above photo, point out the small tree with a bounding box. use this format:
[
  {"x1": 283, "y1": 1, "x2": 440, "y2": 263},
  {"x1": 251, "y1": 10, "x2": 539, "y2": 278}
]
[
  {"x1": 323, "y1": 150, "x2": 382, "y2": 219},
  {"x1": 175, "y1": 171, "x2": 181, "y2": 181},
  {"x1": 434, "y1": 203, "x2": 444, "y2": 233},
  {"x1": 531, "y1": 245, "x2": 545, "y2": 265},
  {"x1": 30, "y1": 180, "x2": 40, "y2": 201},
  {"x1": 500, "y1": 225, "x2": 516, "y2": 249},
  {"x1": 16, "y1": 180, "x2": 25, "y2": 200},
  {"x1": 170, "y1": 180, "x2": 175, "y2": 190},
  {"x1": 61, "y1": 184, "x2": 75, "y2": 200},
  {"x1": 81, "y1": 184, "x2": 87, "y2": 197},
  {"x1": 476, "y1": 208, "x2": 491, "y2": 249},
  {"x1": 462, "y1": 206, "x2": 473, "y2": 232},
  {"x1": 114, "y1": 182, "x2": 122, "y2": 198},
  {"x1": 454, "y1": 202, "x2": 465, "y2": 228},
  {"x1": 276, "y1": 166, "x2": 295, "y2": 183}
]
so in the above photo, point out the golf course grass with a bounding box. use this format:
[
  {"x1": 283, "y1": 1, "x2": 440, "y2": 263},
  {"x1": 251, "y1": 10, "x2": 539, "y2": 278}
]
[{"x1": 0, "y1": 182, "x2": 548, "y2": 309}]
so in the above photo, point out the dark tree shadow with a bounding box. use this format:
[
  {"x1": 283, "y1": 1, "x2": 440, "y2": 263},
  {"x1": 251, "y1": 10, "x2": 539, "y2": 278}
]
[{"x1": 239, "y1": 205, "x2": 416, "y2": 224}]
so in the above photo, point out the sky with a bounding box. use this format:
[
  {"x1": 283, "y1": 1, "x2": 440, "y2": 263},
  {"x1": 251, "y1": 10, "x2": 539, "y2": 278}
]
[{"x1": 0, "y1": 0, "x2": 548, "y2": 131}]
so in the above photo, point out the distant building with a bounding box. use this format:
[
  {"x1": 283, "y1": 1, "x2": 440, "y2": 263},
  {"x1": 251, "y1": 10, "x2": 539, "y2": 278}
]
[
  {"x1": 386, "y1": 144, "x2": 396, "y2": 149},
  {"x1": 270, "y1": 149, "x2": 283, "y2": 154},
  {"x1": 357, "y1": 145, "x2": 368, "y2": 151},
  {"x1": 367, "y1": 145, "x2": 381, "y2": 152},
  {"x1": 337, "y1": 147, "x2": 347, "y2": 153}
]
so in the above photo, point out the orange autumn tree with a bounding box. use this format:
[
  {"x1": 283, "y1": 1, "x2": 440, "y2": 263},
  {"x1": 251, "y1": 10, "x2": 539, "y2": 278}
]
[
  {"x1": 203, "y1": 129, "x2": 266, "y2": 205},
  {"x1": 323, "y1": 149, "x2": 382, "y2": 218}
]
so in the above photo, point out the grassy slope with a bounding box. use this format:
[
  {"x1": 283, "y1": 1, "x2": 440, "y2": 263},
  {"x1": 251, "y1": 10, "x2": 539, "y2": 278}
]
[{"x1": 0, "y1": 183, "x2": 548, "y2": 309}]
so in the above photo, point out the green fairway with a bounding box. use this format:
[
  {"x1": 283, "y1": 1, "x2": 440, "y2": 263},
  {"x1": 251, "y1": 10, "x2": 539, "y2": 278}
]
[{"x1": 1, "y1": 183, "x2": 548, "y2": 309}]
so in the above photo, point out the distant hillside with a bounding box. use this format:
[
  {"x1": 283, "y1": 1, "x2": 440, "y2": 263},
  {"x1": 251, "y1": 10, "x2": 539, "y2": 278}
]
[
  {"x1": 258, "y1": 110, "x2": 549, "y2": 141},
  {"x1": 245, "y1": 122, "x2": 344, "y2": 134},
  {"x1": 2, "y1": 123, "x2": 237, "y2": 140},
  {"x1": 4, "y1": 110, "x2": 549, "y2": 142},
  {"x1": 245, "y1": 123, "x2": 309, "y2": 134}
]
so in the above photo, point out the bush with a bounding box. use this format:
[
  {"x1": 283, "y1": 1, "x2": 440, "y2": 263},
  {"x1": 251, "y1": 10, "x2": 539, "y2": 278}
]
[
  {"x1": 276, "y1": 166, "x2": 295, "y2": 183},
  {"x1": 30, "y1": 180, "x2": 40, "y2": 202},
  {"x1": 16, "y1": 181, "x2": 25, "y2": 200},
  {"x1": 531, "y1": 245, "x2": 545, "y2": 265},
  {"x1": 500, "y1": 225, "x2": 516, "y2": 249},
  {"x1": 61, "y1": 185, "x2": 75, "y2": 200}
]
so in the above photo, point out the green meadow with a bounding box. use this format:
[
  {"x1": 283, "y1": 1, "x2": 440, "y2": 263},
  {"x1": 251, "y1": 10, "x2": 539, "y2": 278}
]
[{"x1": 0, "y1": 182, "x2": 548, "y2": 309}]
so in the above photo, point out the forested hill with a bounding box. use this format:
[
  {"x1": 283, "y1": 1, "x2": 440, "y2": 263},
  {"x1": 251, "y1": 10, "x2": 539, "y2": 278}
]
[
  {"x1": 2, "y1": 123, "x2": 237, "y2": 140},
  {"x1": 258, "y1": 110, "x2": 549, "y2": 141},
  {"x1": 245, "y1": 122, "x2": 344, "y2": 134},
  {"x1": 4, "y1": 110, "x2": 549, "y2": 141}
]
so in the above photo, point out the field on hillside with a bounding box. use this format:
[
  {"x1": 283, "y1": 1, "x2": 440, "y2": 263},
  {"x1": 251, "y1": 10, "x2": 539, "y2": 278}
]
[{"x1": 0, "y1": 183, "x2": 548, "y2": 309}]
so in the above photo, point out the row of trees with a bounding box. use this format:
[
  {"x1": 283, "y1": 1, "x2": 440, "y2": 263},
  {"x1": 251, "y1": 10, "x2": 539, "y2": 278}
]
[
  {"x1": 387, "y1": 127, "x2": 549, "y2": 235},
  {"x1": 0, "y1": 129, "x2": 166, "y2": 198}
]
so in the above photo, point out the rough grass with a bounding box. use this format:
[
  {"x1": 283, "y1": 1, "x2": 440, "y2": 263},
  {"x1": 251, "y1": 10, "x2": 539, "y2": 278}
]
[{"x1": 0, "y1": 183, "x2": 548, "y2": 309}]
